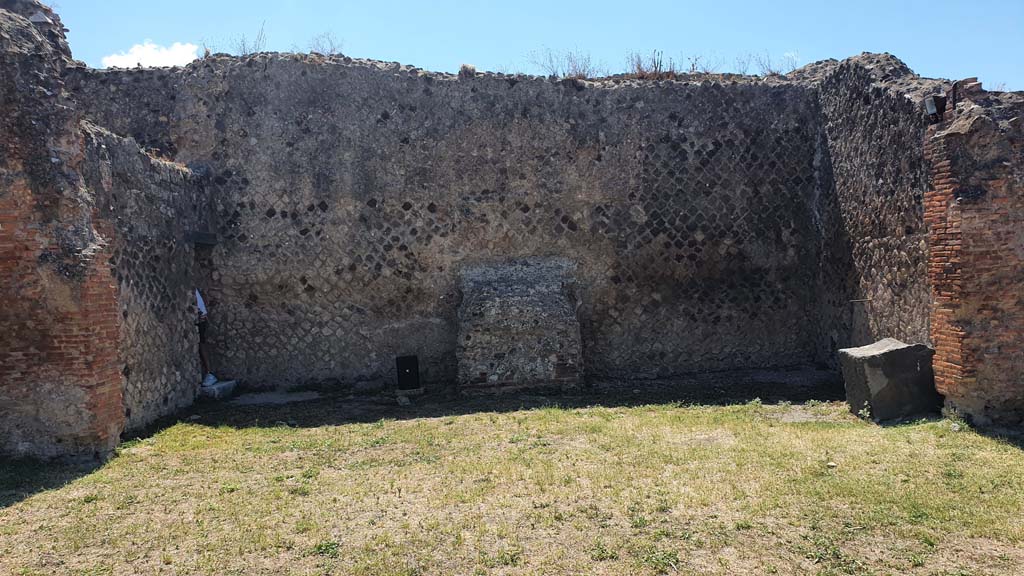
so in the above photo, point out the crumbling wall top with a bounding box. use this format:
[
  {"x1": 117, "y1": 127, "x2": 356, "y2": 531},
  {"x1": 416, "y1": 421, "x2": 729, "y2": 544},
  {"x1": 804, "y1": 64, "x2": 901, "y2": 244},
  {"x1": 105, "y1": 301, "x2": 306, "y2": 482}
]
[{"x1": 0, "y1": 0, "x2": 71, "y2": 63}]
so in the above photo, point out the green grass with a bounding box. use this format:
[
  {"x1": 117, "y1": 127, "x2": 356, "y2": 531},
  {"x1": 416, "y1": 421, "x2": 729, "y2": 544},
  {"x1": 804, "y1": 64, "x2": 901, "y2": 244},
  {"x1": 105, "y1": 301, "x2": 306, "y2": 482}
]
[{"x1": 1, "y1": 400, "x2": 1023, "y2": 575}]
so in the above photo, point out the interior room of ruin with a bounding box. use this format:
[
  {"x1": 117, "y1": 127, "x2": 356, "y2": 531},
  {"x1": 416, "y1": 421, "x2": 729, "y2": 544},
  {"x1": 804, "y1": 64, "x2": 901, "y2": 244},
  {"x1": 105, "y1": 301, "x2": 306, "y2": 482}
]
[{"x1": 2, "y1": 0, "x2": 1021, "y2": 459}]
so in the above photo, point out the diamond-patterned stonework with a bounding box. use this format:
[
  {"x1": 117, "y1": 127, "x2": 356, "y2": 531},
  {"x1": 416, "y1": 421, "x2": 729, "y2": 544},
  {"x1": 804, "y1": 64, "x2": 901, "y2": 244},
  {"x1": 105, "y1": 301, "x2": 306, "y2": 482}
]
[
  {"x1": 70, "y1": 59, "x2": 829, "y2": 389},
  {"x1": 62, "y1": 52, "x2": 954, "y2": 396},
  {"x1": 13, "y1": 0, "x2": 1021, "y2": 457}
]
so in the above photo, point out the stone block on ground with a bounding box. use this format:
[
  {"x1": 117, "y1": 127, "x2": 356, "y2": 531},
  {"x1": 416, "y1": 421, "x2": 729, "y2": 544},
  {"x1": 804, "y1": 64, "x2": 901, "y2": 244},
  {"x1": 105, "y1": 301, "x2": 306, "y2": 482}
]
[
  {"x1": 198, "y1": 380, "x2": 237, "y2": 400},
  {"x1": 838, "y1": 338, "x2": 941, "y2": 422}
]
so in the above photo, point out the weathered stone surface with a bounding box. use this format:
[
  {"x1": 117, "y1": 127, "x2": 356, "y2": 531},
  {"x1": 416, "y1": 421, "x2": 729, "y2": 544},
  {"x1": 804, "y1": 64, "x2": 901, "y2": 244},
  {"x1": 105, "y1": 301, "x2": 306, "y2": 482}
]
[
  {"x1": 353, "y1": 379, "x2": 386, "y2": 394},
  {"x1": 816, "y1": 54, "x2": 945, "y2": 364},
  {"x1": 0, "y1": 4, "x2": 125, "y2": 459},
  {"x1": 457, "y1": 258, "x2": 582, "y2": 393},
  {"x1": 82, "y1": 123, "x2": 207, "y2": 431},
  {"x1": 198, "y1": 380, "x2": 237, "y2": 400},
  {"x1": 839, "y1": 338, "x2": 941, "y2": 421},
  {"x1": 924, "y1": 87, "x2": 1024, "y2": 425},
  {"x1": 0, "y1": 1, "x2": 206, "y2": 458},
  {"x1": 66, "y1": 53, "x2": 831, "y2": 388}
]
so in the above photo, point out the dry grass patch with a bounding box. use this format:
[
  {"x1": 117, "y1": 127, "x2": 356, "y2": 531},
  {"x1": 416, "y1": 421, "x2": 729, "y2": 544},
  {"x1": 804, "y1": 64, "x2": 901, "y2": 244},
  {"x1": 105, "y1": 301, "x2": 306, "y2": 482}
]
[{"x1": 2, "y1": 399, "x2": 1023, "y2": 575}]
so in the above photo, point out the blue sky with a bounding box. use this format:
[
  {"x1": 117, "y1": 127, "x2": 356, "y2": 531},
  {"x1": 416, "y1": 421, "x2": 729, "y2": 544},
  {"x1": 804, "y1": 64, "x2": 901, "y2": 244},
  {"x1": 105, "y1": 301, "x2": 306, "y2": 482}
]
[{"x1": 58, "y1": 0, "x2": 1022, "y2": 89}]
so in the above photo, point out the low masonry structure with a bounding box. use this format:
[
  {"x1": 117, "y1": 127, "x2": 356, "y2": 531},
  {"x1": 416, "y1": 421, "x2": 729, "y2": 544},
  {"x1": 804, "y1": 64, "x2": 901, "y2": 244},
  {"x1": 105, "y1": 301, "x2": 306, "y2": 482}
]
[
  {"x1": 457, "y1": 258, "x2": 583, "y2": 393},
  {"x1": 1, "y1": 0, "x2": 1021, "y2": 458}
]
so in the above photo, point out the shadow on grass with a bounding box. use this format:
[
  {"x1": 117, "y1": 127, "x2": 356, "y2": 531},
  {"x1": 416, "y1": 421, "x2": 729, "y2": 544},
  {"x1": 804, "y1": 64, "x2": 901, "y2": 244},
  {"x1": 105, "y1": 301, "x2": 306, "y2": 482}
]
[
  {"x1": 150, "y1": 366, "x2": 847, "y2": 431},
  {"x1": 3, "y1": 366, "x2": 846, "y2": 509},
  {"x1": 0, "y1": 457, "x2": 101, "y2": 509}
]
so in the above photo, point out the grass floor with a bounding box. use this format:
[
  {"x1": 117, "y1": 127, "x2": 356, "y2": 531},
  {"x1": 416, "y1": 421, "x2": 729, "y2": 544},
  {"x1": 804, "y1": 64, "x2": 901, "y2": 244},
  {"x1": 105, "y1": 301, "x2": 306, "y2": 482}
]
[{"x1": 1, "y1": 396, "x2": 1023, "y2": 575}]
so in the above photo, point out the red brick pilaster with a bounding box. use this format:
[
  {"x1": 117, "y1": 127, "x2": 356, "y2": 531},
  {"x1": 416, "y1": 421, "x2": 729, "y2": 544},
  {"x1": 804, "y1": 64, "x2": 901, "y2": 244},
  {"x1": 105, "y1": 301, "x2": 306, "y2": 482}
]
[
  {"x1": 923, "y1": 97, "x2": 1024, "y2": 424},
  {"x1": 0, "y1": 175, "x2": 125, "y2": 457},
  {"x1": 923, "y1": 130, "x2": 971, "y2": 401}
]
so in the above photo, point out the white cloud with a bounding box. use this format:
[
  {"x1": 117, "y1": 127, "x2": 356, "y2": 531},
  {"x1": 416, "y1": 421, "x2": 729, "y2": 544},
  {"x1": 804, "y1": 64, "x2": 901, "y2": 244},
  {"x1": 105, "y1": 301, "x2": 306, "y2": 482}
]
[{"x1": 101, "y1": 40, "x2": 198, "y2": 68}]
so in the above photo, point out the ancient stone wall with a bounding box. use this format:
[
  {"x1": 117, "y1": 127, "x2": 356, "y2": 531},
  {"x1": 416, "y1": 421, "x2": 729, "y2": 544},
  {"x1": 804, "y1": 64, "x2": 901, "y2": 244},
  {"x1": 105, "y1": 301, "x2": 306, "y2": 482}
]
[
  {"x1": 7, "y1": 0, "x2": 1022, "y2": 454},
  {"x1": 816, "y1": 55, "x2": 945, "y2": 354},
  {"x1": 1, "y1": 1, "x2": 208, "y2": 458},
  {"x1": 65, "y1": 67, "x2": 183, "y2": 157},
  {"x1": 81, "y1": 124, "x2": 206, "y2": 431},
  {"x1": 925, "y1": 85, "x2": 1024, "y2": 425},
  {"x1": 69, "y1": 56, "x2": 828, "y2": 388},
  {"x1": 0, "y1": 4, "x2": 125, "y2": 458}
]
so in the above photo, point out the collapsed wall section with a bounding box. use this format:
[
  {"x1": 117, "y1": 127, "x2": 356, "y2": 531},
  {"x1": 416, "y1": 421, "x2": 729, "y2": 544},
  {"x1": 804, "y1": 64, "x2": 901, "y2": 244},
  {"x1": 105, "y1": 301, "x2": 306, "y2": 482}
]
[
  {"x1": 65, "y1": 66, "x2": 182, "y2": 157},
  {"x1": 70, "y1": 57, "x2": 828, "y2": 388}
]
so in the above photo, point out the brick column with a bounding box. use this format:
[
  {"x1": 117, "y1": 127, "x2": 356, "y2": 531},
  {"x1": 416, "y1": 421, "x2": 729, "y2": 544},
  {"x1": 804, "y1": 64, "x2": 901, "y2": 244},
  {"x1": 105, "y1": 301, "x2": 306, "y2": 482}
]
[
  {"x1": 923, "y1": 95, "x2": 1024, "y2": 424},
  {"x1": 923, "y1": 129, "x2": 971, "y2": 402},
  {"x1": 0, "y1": 176, "x2": 126, "y2": 458},
  {"x1": 1, "y1": 3, "x2": 127, "y2": 458}
]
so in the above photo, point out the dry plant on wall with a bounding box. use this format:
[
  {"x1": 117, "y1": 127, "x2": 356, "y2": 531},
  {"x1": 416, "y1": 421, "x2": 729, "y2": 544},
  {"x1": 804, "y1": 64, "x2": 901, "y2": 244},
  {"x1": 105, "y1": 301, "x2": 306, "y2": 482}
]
[
  {"x1": 490, "y1": 64, "x2": 526, "y2": 75},
  {"x1": 529, "y1": 48, "x2": 604, "y2": 79},
  {"x1": 624, "y1": 51, "x2": 722, "y2": 80},
  {"x1": 753, "y1": 51, "x2": 781, "y2": 76},
  {"x1": 627, "y1": 50, "x2": 678, "y2": 80},
  {"x1": 234, "y1": 21, "x2": 268, "y2": 56},
  {"x1": 734, "y1": 53, "x2": 753, "y2": 75},
  {"x1": 309, "y1": 32, "x2": 343, "y2": 56},
  {"x1": 782, "y1": 51, "x2": 801, "y2": 73},
  {"x1": 751, "y1": 50, "x2": 801, "y2": 77},
  {"x1": 685, "y1": 54, "x2": 720, "y2": 74}
]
